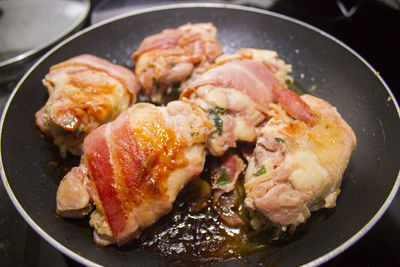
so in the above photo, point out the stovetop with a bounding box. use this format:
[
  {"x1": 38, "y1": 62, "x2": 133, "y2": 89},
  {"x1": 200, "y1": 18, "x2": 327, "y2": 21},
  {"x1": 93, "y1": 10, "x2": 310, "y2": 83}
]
[{"x1": 0, "y1": 0, "x2": 399, "y2": 266}]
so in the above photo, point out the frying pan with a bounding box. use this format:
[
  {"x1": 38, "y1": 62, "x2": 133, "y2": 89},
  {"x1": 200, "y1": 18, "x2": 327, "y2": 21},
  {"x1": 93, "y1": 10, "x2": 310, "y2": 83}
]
[{"x1": 1, "y1": 3, "x2": 399, "y2": 266}]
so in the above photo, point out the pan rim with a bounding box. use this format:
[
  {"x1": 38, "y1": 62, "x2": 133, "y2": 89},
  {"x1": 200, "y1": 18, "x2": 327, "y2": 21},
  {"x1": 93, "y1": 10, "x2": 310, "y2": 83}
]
[{"x1": 1, "y1": 3, "x2": 399, "y2": 267}]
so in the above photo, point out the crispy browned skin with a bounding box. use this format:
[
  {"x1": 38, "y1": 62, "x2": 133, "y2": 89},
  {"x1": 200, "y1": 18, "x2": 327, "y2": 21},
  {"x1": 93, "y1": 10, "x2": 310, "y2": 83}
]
[{"x1": 35, "y1": 54, "x2": 140, "y2": 155}]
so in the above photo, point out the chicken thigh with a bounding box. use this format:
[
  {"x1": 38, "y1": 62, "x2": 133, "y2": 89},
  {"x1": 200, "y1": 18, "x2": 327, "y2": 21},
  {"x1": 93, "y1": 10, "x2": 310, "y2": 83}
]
[
  {"x1": 132, "y1": 23, "x2": 222, "y2": 102},
  {"x1": 244, "y1": 94, "x2": 356, "y2": 229},
  {"x1": 56, "y1": 100, "x2": 211, "y2": 245},
  {"x1": 35, "y1": 54, "x2": 140, "y2": 156},
  {"x1": 181, "y1": 49, "x2": 304, "y2": 156}
]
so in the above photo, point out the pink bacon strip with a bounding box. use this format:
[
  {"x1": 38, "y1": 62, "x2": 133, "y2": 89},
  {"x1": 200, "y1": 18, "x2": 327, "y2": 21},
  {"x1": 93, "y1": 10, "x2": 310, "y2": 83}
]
[
  {"x1": 182, "y1": 59, "x2": 276, "y2": 113},
  {"x1": 83, "y1": 105, "x2": 185, "y2": 245},
  {"x1": 53, "y1": 54, "x2": 141, "y2": 97},
  {"x1": 182, "y1": 57, "x2": 314, "y2": 123},
  {"x1": 131, "y1": 29, "x2": 180, "y2": 61},
  {"x1": 217, "y1": 151, "x2": 246, "y2": 193},
  {"x1": 84, "y1": 113, "x2": 146, "y2": 245},
  {"x1": 84, "y1": 124, "x2": 129, "y2": 243},
  {"x1": 273, "y1": 84, "x2": 315, "y2": 124}
]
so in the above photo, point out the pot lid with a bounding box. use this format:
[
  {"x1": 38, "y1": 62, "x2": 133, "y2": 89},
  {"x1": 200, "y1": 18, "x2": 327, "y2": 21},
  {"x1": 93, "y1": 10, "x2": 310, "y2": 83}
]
[{"x1": 0, "y1": 0, "x2": 90, "y2": 68}]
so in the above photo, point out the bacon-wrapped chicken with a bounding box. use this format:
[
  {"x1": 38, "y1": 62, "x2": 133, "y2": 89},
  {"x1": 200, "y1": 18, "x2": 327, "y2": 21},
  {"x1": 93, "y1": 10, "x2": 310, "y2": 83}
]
[
  {"x1": 244, "y1": 95, "x2": 356, "y2": 230},
  {"x1": 56, "y1": 100, "x2": 211, "y2": 245},
  {"x1": 181, "y1": 49, "x2": 299, "y2": 156},
  {"x1": 132, "y1": 23, "x2": 222, "y2": 103},
  {"x1": 35, "y1": 54, "x2": 140, "y2": 156}
]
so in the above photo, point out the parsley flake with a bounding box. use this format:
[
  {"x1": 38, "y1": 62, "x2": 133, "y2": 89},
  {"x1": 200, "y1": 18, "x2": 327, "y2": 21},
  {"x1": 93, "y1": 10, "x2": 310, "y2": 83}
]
[
  {"x1": 207, "y1": 108, "x2": 227, "y2": 136},
  {"x1": 253, "y1": 165, "x2": 266, "y2": 176},
  {"x1": 215, "y1": 169, "x2": 232, "y2": 186}
]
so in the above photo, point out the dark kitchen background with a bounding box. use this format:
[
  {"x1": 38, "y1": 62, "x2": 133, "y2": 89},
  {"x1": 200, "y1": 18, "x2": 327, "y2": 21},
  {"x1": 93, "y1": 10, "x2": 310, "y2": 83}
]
[{"x1": 0, "y1": 0, "x2": 399, "y2": 266}]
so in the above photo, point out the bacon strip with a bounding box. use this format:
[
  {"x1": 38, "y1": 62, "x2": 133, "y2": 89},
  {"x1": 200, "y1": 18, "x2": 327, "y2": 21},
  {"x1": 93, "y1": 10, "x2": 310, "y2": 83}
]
[
  {"x1": 182, "y1": 57, "x2": 314, "y2": 123},
  {"x1": 132, "y1": 23, "x2": 222, "y2": 102},
  {"x1": 84, "y1": 124, "x2": 129, "y2": 242},
  {"x1": 132, "y1": 29, "x2": 180, "y2": 61},
  {"x1": 83, "y1": 104, "x2": 191, "y2": 245},
  {"x1": 132, "y1": 24, "x2": 221, "y2": 63},
  {"x1": 214, "y1": 151, "x2": 246, "y2": 193},
  {"x1": 273, "y1": 84, "x2": 315, "y2": 124},
  {"x1": 211, "y1": 152, "x2": 246, "y2": 227},
  {"x1": 53, "y1": 54, "x2": 141, "y2": 96},
  {"x1": 244, "y1": 94, "x2": 356, "y2": 228},
  {"x1": 35, "y1": 54, "x2": 140, "y2": 156},
  {"x1": 181, "y1": 59, "x2": 277, "y2": 113}
]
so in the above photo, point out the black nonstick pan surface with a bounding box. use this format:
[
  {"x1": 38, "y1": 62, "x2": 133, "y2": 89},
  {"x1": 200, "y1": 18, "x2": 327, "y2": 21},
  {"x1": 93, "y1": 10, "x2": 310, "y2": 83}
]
[{"x1": 1, "y1": 3, "x2": 399, "y2": 267}]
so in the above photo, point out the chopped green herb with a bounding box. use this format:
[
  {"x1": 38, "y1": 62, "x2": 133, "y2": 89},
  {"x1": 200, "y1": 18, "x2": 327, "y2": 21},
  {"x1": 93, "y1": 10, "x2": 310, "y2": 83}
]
[
  {"x1": 215, "y1": 169, "x2": 233, "y2": 186},
  {"x1": 325, "y1": 124, "x2": 330, "y2": 129},
  {"x1": 207, "y1": 108, "x2": 227, "y2": 136},
  {"x1": 275, "y1": 137, "x2": 285, "y2": 143},
  {"x1": 200, "y1": 142, "x2": 206, "y2": 145},
  {"x1": 213, "y1": 107, "x2": 227, "y2": 114},
  {"x1": 169, "y1": 61, "x2": 177, "y2": 67},
  {"x1": 191, "y1": 132, "x2": 200, "y2": 136},
  {"x1": 253, "y1": 165, "x2": 266, "y2": 177}
]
